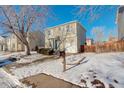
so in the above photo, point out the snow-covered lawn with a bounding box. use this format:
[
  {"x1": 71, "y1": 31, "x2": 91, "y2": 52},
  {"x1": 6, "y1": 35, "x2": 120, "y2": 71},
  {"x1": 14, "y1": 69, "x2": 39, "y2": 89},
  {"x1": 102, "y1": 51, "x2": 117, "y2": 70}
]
[
  {"x1": 0, "y1": 51, "x2": 37, "y2": 61},
  {"x1": 0, "y1": 68, "x2": 24, "y2": 88},
  {"x1": 0, "y1": 51, "x2": 50, "y2": 87},
  {"x1": 9, "y1": 52, "x2": 124, "y2": 88},
  {"x1": 16, "y1": 52, "x2": 48, "y2": 64}
]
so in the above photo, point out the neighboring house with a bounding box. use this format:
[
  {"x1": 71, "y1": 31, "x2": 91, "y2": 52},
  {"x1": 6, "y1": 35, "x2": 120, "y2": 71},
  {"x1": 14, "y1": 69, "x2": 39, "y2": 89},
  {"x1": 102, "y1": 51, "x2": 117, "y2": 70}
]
[
  {"x1": 45, "y1": 21, "x2": 86, "y2": 53},
  {"x1": 0, "y1": 36, "x2": 7, "y2": 51},
  {"x1": 7, "y1": 34, "x2": 25, "y2": 52},
  {"x1": 7, "y1": 31, "x2": 45, "y2": 52},
  {"x1": 86, "y1": 38, "x2": 93, "y2": 46},
  {"x1": 117, "y1": 6, "x2": 124, "y2": 40}
]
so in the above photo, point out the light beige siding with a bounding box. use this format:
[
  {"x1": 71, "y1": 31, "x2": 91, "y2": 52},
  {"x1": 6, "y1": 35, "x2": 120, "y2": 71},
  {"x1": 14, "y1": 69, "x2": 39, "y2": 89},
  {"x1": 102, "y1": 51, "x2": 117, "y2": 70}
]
[
  {"x1": 45, "y1": 21, "x2": 86, "y2": 53},
  {"x1": 7, "y1": 34, "x2": 24, "y2": 52},
  {"x1": 7, "y1": 31, "x2": 44, "y2": 52}
]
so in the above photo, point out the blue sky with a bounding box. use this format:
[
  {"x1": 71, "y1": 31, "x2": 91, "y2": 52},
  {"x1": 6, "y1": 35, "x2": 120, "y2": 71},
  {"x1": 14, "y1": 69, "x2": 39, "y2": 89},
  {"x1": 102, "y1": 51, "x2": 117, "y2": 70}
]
[
  {"x1": 46, "y1": 5, "x2": 119, "y2": 41},
  {"x1": 0, "y1": 5, "x2": 119, "y2": 41}
]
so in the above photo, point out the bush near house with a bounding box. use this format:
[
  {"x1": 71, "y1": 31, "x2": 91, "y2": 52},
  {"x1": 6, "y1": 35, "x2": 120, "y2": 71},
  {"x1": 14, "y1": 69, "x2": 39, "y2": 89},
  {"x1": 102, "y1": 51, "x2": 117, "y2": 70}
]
[
  {"x1": 37, "y1": 48, "x2": 54, "y2": 55},
  {"x1": 84, "y1": 40, "x2": 124, "y2": 53}
]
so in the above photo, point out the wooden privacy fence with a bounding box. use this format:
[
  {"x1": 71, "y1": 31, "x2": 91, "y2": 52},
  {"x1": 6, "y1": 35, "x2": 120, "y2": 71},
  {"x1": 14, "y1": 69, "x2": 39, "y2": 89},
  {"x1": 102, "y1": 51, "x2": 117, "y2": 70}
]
[{"x1": 84, "y1": 40, "x2": 124, "y2": 52}]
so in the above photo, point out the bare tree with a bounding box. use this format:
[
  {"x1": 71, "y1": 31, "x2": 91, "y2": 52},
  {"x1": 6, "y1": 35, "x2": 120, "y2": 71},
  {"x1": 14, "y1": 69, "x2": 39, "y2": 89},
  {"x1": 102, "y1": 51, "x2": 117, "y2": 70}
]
[
  {"x1": 0, "y1": 5, "x2": 50, "y2": 55},
  {"x1": 59, "y1": 28, "x2": 70, "y2": 72},
  {"x1": 45, "y1": 25, "x2": 72, "y2": 71},
  {"x1": 73, "y1": 5, "x2": 117, "y2": 23},
  {"x1": 92, "y1": 27, "x2": 105, "y2": 52},
  {"x1": 56, "y1": 26, "x2": 80, "y2": 72},
  {"x1": 72, "y1": 5, "x2": 118, "y2": 53},
  {"x1": 92, "y1": 27, "x2": 104, "y2": 43}
]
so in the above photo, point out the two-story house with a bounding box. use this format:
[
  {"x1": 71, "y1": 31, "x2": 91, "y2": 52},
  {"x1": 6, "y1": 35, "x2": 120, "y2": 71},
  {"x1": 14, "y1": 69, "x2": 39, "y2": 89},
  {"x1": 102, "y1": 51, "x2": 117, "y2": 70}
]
[
  {"x1": 45, "y1": 21, "x2": 86, "y2": 53},
  {"x1": 0, "y1": 36, "x2": 7, "y2": 51},
  {"x1": 7, "y1": 34, "x2": 25, "y2": 52},
  {"x1": 7, "y1": 31, "x2": 45, "y2": 52}
]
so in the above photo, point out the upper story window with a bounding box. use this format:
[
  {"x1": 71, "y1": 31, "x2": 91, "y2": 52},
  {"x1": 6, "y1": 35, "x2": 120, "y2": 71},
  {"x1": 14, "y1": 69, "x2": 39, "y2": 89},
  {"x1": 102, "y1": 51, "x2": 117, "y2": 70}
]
[
  {"x1": 61, "y1": 26, "x2": 64, "y2": 31},
  {"x1": 66, "y1": 25, "x2": 74, "y2": 32},
  {"x1": 66, "y1": 25, "x2": 70, "y2": 32},
  {"x1": 58, "y1": 27, "x2": 61, "y2": 31},
  {"x1": 69, "y1": 25, "x2": 73, "y2": 32},
  {"x1": 48, "y1": 30, "x2": 51, "y2": 35}
]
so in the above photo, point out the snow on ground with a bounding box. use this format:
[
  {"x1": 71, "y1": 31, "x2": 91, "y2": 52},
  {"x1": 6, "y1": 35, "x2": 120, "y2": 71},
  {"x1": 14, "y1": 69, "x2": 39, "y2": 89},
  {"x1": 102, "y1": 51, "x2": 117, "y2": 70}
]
[
  {"x1": 16, "y1": 53, "x2": 48, "y2": 64},
  {"x1": 0, "y1": 51, "x2": 36, "y2": 61},
  {"x1": 0, "y1": 51, "x2": 41, "y2": 88},
  {"x1": 0, "y1": 68, "x2": 24, "y2": 88},
  {"x1": 0, "y1": 51, "x2": 42, "y2": 64},
  {"x1": 10, "y1": 52, "x2": 124, "y2": 88}
]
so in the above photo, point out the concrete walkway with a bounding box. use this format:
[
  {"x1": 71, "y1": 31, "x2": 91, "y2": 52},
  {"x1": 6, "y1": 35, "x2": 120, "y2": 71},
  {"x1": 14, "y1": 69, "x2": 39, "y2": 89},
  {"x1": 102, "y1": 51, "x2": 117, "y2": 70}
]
[{"x1": 21, "y1": 73, "x2": 81, "y2": 88}]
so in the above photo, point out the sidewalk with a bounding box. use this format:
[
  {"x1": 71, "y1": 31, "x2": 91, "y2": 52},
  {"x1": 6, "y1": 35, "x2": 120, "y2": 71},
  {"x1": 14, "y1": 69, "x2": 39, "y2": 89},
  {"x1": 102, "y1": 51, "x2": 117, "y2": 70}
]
[{"x1": 21, "y1": 73, "x2": 80, "y2": 88}]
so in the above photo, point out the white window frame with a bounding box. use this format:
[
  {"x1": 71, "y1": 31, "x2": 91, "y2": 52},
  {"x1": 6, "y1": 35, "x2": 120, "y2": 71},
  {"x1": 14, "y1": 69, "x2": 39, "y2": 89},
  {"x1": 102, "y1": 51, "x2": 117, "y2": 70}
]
[{"x1": 48, "y1": 30, "x2": 51, "y2": 35}]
